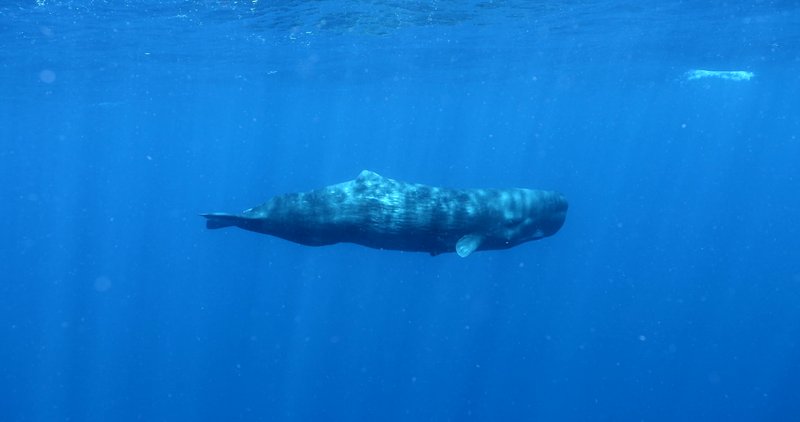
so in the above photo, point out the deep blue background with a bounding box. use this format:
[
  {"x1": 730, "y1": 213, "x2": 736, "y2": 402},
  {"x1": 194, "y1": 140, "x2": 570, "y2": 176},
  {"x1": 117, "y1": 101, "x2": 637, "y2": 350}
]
[{"x1": 2, "y1": 1, "x2": 800, "y2": 420}]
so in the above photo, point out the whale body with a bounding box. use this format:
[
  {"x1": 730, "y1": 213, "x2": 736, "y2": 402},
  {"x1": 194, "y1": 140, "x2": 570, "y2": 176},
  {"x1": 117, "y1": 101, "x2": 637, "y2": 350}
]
[{"x1": 202, "y1": 170, "x2": 567, "y2": 257}]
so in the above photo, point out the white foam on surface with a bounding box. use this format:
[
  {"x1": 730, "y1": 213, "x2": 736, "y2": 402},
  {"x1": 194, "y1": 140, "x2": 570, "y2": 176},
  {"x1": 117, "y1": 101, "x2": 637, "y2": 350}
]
[{"x1": 685, "y1": 69, "x2": 754, "y2": 81}]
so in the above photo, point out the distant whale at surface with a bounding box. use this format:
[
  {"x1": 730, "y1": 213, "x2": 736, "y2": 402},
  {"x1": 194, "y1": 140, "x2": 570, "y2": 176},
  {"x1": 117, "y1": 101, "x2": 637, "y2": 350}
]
[{"x1": 202, "y1": 170, "x2": 568, "y2": 257}]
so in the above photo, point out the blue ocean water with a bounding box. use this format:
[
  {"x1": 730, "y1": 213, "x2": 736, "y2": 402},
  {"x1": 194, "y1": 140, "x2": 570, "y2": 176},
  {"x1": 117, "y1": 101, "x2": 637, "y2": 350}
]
[{"x1": 2, "y1": 1, "x2": 800, "y2": 420}]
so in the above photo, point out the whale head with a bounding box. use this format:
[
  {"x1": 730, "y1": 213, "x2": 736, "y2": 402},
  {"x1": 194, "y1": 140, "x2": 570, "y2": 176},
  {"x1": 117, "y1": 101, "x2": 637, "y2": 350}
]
[{"x1": 494, "y1": 189, "x2": 568, "y2": 246}]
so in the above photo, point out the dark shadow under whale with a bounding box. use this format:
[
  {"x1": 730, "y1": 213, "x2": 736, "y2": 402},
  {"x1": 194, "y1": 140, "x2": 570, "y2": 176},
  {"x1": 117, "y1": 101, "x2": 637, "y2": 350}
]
[{"x1": 202, "y1": 170, "x2": 567, "y2": 257}]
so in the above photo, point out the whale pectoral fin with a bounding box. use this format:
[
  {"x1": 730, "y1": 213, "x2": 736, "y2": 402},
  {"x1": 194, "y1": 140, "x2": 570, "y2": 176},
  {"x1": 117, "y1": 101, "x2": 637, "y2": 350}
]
[{"x1": 456, "y1": 234, "x2": 483, "y2": 258}]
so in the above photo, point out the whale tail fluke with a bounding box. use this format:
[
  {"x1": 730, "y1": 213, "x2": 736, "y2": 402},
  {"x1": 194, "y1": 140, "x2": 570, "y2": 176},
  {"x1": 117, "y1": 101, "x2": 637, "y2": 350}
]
[{"x1": 201, "y1": 213, "x2": 241, "y2": 229}]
